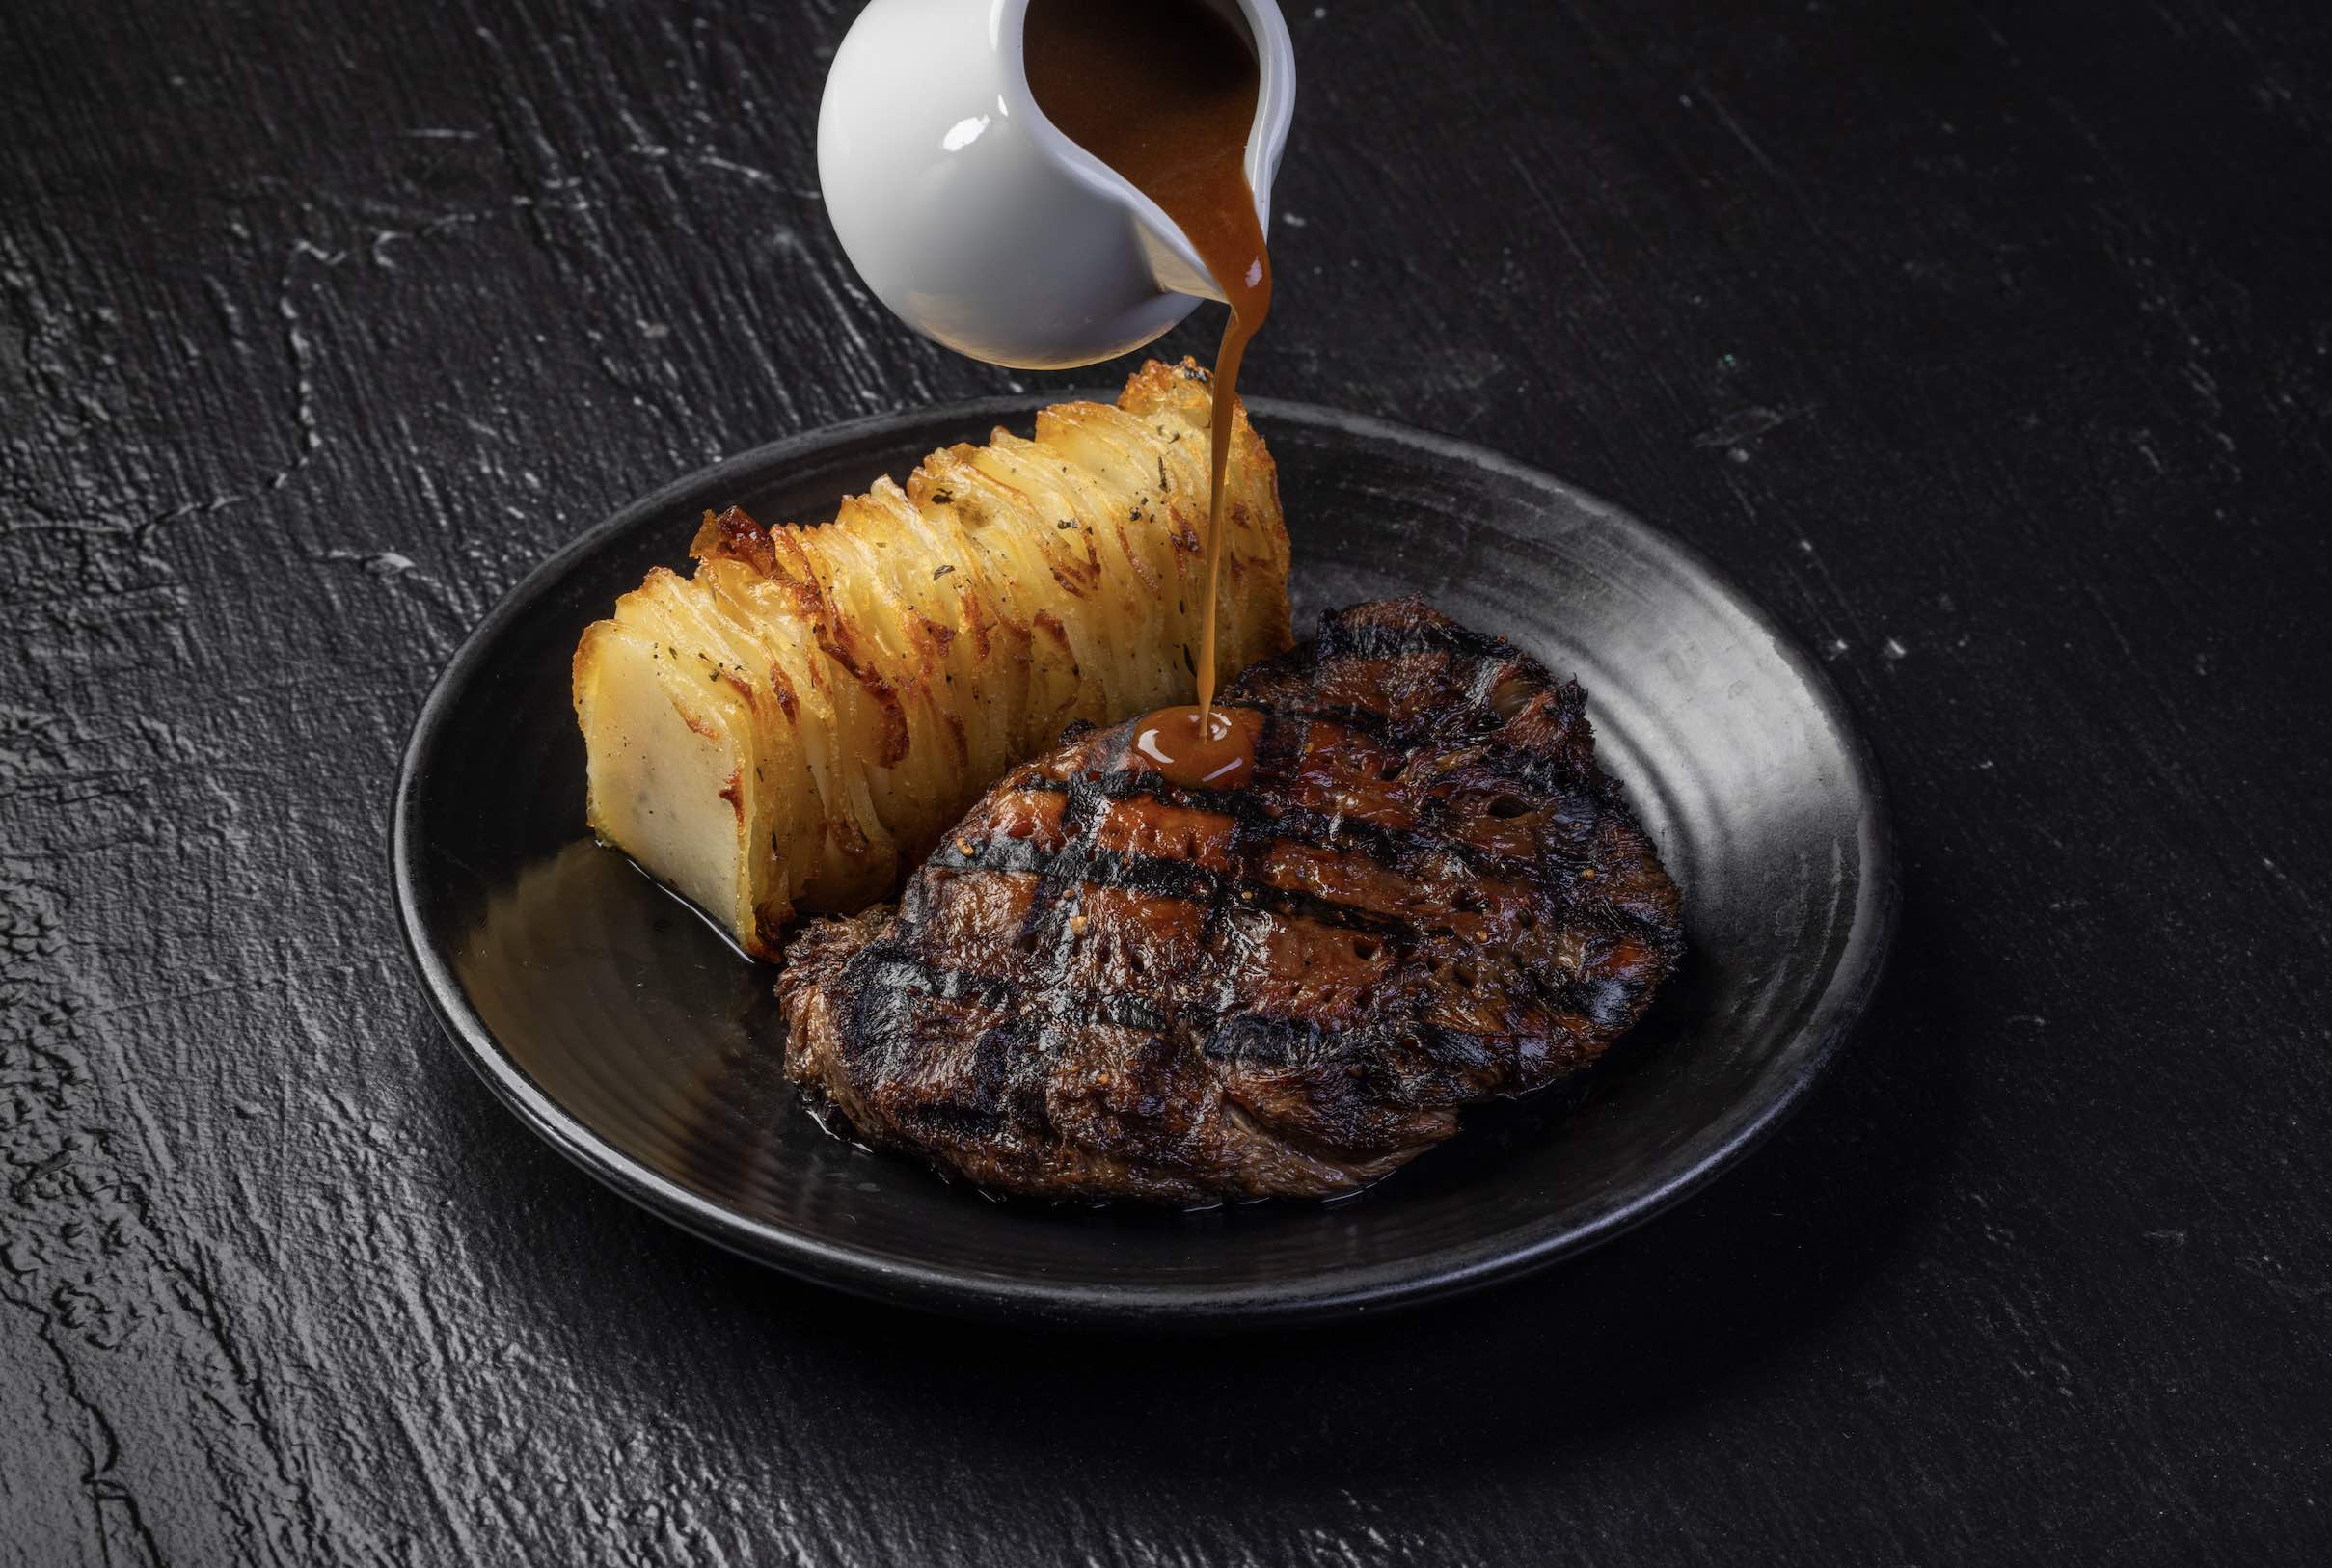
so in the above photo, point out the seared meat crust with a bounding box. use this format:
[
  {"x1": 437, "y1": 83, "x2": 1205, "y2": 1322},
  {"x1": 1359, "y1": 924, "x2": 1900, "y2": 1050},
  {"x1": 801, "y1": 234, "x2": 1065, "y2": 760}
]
[{"x1": 778, "y1": 598, "x2": 1685, "y2": 1203}]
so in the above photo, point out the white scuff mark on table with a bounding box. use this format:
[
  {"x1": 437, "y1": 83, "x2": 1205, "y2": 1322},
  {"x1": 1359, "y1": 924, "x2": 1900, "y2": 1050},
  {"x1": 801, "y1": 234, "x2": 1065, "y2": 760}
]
[
  {"x1": 1695, "y1": 404, "x2": 1797, "y2": 448},
  {"x1": 319, "y1": 548, "x2": 416, "y2": 577}
]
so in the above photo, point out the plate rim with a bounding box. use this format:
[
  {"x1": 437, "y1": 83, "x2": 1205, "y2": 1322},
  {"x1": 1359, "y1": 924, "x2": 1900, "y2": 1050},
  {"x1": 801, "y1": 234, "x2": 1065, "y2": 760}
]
[{"x1": 390, "y1": 392, "x2": 1900, "y2": 1330}]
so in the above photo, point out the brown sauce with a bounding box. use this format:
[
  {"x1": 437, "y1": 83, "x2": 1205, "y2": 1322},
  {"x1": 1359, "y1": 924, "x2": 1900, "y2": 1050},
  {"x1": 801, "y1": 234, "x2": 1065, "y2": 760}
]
[
  {"x1": 1024, "y1": 0, "x2": 1270, "y2": 788},
  {"x1": 1131, "y1": 703, "x2": 1261, "y2": 789}
]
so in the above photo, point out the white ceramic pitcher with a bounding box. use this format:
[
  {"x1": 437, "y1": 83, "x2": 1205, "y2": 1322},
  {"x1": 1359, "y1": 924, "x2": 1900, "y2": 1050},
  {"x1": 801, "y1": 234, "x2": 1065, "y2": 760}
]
[{"x1": 818, "y1": 0, "x2": 1296, "y2": 370}]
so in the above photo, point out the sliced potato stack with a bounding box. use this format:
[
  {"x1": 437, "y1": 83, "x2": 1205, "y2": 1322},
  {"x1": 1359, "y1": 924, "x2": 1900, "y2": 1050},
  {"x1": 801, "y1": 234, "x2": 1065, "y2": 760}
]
[{"x1": 572, "y1": 359, "x2": 1294, "y2": 956}]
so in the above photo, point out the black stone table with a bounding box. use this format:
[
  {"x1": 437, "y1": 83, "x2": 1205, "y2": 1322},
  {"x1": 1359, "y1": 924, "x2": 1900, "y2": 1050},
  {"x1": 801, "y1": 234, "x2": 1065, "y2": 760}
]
[{"x1": 4, "y1": 1, "x2": 2326, "y2": 1562}]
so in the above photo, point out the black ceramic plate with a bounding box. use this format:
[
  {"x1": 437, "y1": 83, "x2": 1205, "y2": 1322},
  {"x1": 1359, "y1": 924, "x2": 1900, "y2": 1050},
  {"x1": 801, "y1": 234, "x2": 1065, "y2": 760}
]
[{"x1": 393, "y1": 395, "x2": 1895, "y2": 1329}]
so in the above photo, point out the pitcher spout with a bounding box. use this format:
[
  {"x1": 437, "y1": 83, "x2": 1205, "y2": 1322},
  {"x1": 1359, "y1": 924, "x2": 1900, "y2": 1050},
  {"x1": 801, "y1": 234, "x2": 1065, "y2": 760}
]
[
  {"x1": 1119, "y1": 0, "x2": 1296, "y2": 303},
  {"x1": 1037, "y1": 0, "x2": 1297, "y2": 306}
]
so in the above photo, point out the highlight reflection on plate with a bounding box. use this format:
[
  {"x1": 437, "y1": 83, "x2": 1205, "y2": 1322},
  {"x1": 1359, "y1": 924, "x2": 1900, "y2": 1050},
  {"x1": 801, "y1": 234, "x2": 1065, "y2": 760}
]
[{"x1": 393, "y1": 395, "x2": 1896, "y2": 1328}]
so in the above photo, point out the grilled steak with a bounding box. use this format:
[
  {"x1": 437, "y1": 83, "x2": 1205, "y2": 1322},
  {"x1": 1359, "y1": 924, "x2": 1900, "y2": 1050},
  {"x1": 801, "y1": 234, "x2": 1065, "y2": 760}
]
[{"x1": 778, "y1": 598, "x2": 1685, "y2": 1203}]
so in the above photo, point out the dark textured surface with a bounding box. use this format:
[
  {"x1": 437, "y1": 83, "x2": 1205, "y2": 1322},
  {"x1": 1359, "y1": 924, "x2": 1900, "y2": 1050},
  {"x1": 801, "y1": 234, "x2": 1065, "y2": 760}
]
[{"x1": 3, "y1": 0, "x2": 2327, "y2": 1560}]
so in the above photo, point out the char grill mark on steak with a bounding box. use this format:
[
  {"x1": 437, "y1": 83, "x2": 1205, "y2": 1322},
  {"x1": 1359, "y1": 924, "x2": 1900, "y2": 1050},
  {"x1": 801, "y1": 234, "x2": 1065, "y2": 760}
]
[{"x1": 777, "y1": 597, "x2": 1686, "y2": 1203}]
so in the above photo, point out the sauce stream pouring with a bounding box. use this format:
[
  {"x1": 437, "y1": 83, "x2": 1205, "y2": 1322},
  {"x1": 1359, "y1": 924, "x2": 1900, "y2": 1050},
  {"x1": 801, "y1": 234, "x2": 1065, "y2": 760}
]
[{"x1": 1023, "y1": 0, "x2": 1273, "y2": 783}]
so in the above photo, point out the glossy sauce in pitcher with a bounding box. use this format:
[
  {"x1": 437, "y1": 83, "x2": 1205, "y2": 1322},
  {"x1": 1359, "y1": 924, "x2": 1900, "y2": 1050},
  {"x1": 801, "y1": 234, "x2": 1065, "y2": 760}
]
[{"x1": 1024, "y1": 0, "x2": 1271, "y2": 790}]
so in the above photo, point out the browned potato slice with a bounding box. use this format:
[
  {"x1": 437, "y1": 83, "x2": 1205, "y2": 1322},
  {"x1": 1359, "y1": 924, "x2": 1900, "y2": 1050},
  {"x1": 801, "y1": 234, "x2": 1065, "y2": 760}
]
[{"x1": 573, "y1": 359, "x2": 1293, "y2": 957}]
